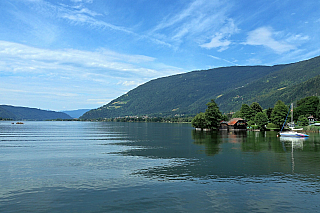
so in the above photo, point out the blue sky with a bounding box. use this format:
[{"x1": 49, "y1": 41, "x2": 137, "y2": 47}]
[{"x1": 1, "y1": 0, "x2": 320, "y2": 111}]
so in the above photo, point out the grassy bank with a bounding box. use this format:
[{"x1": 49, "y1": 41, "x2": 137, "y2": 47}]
[{"x1": 303, "y1": 125, "x2": 320, "y2": 132}]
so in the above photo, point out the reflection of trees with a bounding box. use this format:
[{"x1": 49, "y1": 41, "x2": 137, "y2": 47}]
[
  {"x1": 191, "y1": 130, "x2": 222, "y2": 156},
  {"x1": 192, "y1": 130, "x2": 250, "y2": 156},
  {"x1": 241, "y1": 131, "x2": 285, "y2": 153},
  {"x1": 192, "y1": 130, "x2": 320, "y2": 156},
  {"x1": 135, "y1": 130, "x2": 320, "y2": 181}
]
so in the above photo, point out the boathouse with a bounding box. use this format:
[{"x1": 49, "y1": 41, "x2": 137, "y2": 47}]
[
  {"x1": 219, "y1": 121, "x2": 229, "y2": 130},
  {"x1": 219, "y1": 118, "x2": 247, "y2": 131}
]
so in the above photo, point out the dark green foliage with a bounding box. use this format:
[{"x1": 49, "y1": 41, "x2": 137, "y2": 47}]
[
  {"x1": 265, "y1": 107, "x2": 273, "y2": 120},
  {"x1": 251, "y1": 102, "x2": 263, "y2": 114},
  {"x1": 240, "y1": 102, "x2": 263, "y2": 126},
  {"x1": 240, "y1": 104, "x2": 255, "y2": 121},
  {"x1": 294, "y1": 96, "x2": 319, "y2": 120},
  {"x1": 191, "y1": 99, "x2": 222, "y2": 130},
  {"x1": 205, "y1": 100, "x2": 223, "y2": 129},
  {"x1": 297, "y1": 115, "x2": 309, "y2": 126},
  {"x1": 254, "y1": 112, "x2": 268, "y2": 130},
  {"x1": 216, "y1": 56, "x2": 320, "y2": 112},
  {"x1": 250, "y1": 74, "x2": 320, "y2": 112},
  {"x1": 0, "y1": 105, "x2": 72, "y2": 120},
  {"x1": 191, "y1": 112, "x2": 207, "y2": 129},
  {"x1": 221, "y1": 114, "x2": 229, "y2": 121},
  {"x1": 317, "y1": 102, "x2": 320, "y2": 118},
  {"x1": 266, "y1": 123, "x2": 278, "y2": 129},
  {"x1": 101, "y1": 116, "x2": 193, "y2": 123},
  {"x1": 81, "y1": 55, "x2": 320, "y2": 119},
  {"x1": 232, "y1": 111, "x2": 241, "y2": 118},
  {"x1": 271, "y1": 101, "x2": 289, "y2": 129}
]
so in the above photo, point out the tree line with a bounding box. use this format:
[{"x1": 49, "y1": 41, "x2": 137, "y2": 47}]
[
  {"x1": 81, "y1": 116, "x2": 193, "y2": 123},
  {"x1": 192, "y1": 96, "x2": 320, "y2": 131}
]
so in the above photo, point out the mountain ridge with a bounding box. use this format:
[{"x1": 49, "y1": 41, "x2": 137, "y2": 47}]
[
  {"x1": 81, "y1": 55, "x2": 320, "y2": 119},
  {"x1": 0, "y1": 105, "x2": 72, "y2": 120}
]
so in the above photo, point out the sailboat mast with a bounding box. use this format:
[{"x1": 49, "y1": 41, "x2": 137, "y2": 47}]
[{"x1": 291, "y1": 103, "x2": 293, "y2": 125}]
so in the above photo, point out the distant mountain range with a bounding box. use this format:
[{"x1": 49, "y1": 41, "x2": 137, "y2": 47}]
[
  {"x1": 0, "y1": 105, "x2": 72, "y2": 120},
  {"x1": 80, "y1": 55, "x2": 320, "y2": 120},
  {"x1": 62, "y1": 109, "x2": 91, "y2": 118}
]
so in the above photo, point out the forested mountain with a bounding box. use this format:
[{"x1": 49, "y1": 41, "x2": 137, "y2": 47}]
[
  {"x1": 216, "y1": 56, "x2": 320, "y2": 111},
  {"x1": 0, "y1": 105, "x2": 72, "y2": 120},
  {"x1": 251, "y1": 74, "x2": 320, "y2": 109},
  {"x1": 81, "y1": 55, "x2": 320, "y2": 119}
]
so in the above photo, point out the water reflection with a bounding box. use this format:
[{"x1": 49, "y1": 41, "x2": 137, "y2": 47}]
[
  {"x1": 280, "y1": 137, "x2": 307, "y2": 174},
  {"x1": 191, "y1": 130, "x2": 249, "y2": 156},
  {"x1": 135, "y1": 128, "x2": 320, "y2": 181},
  {"x1": 191, "y1": 130, "x2": 221, "y2": 156},
  {"x1": 280, "y1": 136, "x2": 307, "y2": 150},
  {"x1": 192, "y1": 130, "x2": 286, "y2": 154},
  {"x1": 2, "y1": 122, "x2": 320, "y2": 212}
]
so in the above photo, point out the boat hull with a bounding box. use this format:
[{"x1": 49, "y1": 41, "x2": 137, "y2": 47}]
[{"x1": 280, "y1": 132, "x2": 309, "y2": 137}]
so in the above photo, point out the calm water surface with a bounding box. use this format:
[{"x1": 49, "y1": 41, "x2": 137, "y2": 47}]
[{"x1": 1, "y1": 121, "x2": 320, "y2": 212}]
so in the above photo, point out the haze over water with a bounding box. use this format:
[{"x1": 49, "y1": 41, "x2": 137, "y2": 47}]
[{"x1": 1, "y1": 121, "x2": 320, "y2": 212}]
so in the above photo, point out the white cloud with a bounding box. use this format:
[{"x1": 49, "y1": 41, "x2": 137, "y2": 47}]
[
  {"x1": 200, "y1": 34, "x2": 231, "y2": 51},
  {"x1": 27, "y1": 0, "x2": 173, "y2": 48},
  {"x1": 150, "y1": 0, "x2": 237, "y2": 48},
  {"x1": 243, "y1": 27, "x2": 296, "y2": 54},
  {"x1": 200, "y1": 17, "x2": 239, "y2": 51},
  {"x1": 0, "y1": 41, "x2": 159, "y2": 78},
  {"x1": 208, "y1": 55, "x2": 239, "y2": 66},
  {"x1": 71, "y1": 0, "x2": 93, "y2": 3},
  {"x1": 118, "y1": 81, "x2": 140, "y2": 87},
  {"x1": 246, "y1": 58, "x2": 262, "y2": 65},
  {"x1": 87, "y1": 99, "x2": 111, "y2": 105},
  {"x1": 286, "y1": 34, "x2": 310, "y2": 43},
  {"x1": 0, "y1": 41, "x2": 185, "y2": 110},
  {"x1": 152, "y1": 0, "x2": 208, "y2": 32}
]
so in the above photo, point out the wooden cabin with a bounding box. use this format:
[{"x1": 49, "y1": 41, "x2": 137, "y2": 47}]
[
  {"x1": 226, "y1": 118, "x2": 247, "y2": 130},
  {"x1": 219, "y1": 121, "x2": 229, "y2": 130}
]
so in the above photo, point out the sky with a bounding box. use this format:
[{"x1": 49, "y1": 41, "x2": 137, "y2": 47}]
[{"x1": 1, "y1": 0, "x2": 320, "y2": 111}]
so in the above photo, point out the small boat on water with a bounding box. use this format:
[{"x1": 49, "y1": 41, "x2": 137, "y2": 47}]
[
  {"x1": 279, "y1": 131, "x2": 308, "y2": 137},
  {"x1": 278, "y1": 103, "x2": 309, "y2": 137}
]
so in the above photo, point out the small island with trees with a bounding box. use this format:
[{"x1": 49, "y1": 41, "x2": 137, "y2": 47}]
[{"x1": 192, "y1": 96, "x2": 320, "y2": 132}]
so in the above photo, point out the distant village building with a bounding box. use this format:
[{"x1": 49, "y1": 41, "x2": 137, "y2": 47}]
[
  {"x1": 308, "y1": 115, "x2": 315, "y2": 123},
  {"x1": 219, "y1": 118, "x2": 247, "y2": 131}
]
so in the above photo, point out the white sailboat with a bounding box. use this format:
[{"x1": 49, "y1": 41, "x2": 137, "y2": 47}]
[{"x1": 279, "y1": 103, "x2": 309, "y2": 137}]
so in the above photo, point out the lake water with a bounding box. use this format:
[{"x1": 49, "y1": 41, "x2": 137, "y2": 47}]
[{"x1": 1, "y1": 121, "x2": 320, "y2": 212}]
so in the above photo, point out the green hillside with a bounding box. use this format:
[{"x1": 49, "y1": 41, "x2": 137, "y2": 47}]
[
  {"x1": 258, "y1": 74, "x2": 320, "y2": 108},
  {"x1": 216, "y1": 56, "x2": 320, "y2": 111},
  {"x1": 81, "y1": 65, "x2": 286, "y2": 119},
  {"x1": 81, "y1": 56, "x2": 320, "y2": 119},
  {"x1": 0, "y1": 105, "x2": 72, "y2": 120}
]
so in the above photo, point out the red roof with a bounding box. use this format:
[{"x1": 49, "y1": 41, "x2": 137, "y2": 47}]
[{"x1": 228, "y1": 118, "x2": 245, "y2": 126}]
